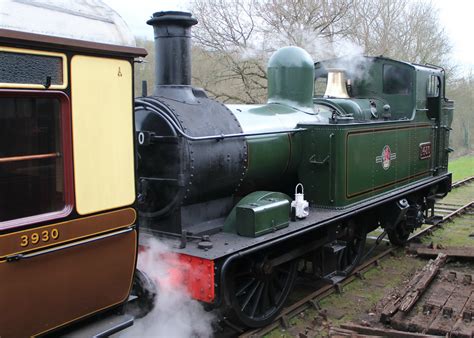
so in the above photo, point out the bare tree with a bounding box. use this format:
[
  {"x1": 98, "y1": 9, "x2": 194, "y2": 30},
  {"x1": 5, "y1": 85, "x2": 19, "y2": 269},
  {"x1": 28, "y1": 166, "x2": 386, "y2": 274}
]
[
  {"x1": 190, "y1": 0, "x2": 354, "y2": 103},
  {"x1": 189, "y1": 0, "x2": 452, "y2": 103},
  {"x1": 447, "y1": 72, "x2": 474, "y2": 155},
  {"x1": 257, "y1": 0, "x2": 352, "y2": 50},
  {"x1": 343, "y1": 0, "x2": 451, "y2": 66}
]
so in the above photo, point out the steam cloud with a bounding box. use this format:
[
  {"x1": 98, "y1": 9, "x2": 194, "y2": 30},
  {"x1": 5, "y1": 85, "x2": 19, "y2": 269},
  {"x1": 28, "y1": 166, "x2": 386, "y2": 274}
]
[{"x1": 120, "y1": 239, "x2": 215, "y2": 338}]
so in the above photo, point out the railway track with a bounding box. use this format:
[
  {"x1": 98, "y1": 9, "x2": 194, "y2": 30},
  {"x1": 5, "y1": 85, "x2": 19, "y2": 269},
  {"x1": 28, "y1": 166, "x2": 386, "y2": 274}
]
[{"x1": 235, "y1": 175, "x2": 474, "y2": 337}]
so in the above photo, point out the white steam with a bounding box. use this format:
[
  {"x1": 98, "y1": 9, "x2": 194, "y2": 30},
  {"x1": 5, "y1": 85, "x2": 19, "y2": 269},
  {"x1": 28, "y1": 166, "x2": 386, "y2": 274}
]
[
  {"x1": 310, "y1": 36, "x2": 373, "y2": 81},
  {"x1": 120, "y1": 239, "x2": 214, "y2": 338}
]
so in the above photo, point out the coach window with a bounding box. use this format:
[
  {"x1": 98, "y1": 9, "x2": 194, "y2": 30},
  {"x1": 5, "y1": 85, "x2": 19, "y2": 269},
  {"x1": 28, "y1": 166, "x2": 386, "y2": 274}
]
[
  {"x1": 383, "y1": 64, "x2": 412, "y2": 95},
  {"x1": 0, "y1": 94, "x2": 71, "y2": 228}
]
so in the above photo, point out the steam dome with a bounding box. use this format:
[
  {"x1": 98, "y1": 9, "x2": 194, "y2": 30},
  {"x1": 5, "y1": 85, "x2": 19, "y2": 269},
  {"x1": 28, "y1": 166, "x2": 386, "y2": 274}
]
[
  {"x1": 0, "y1": 0, "x2": 135, "y2": 46},
  {"x1": 267, "y1": 46, "x2": 314, "y2": 108}
]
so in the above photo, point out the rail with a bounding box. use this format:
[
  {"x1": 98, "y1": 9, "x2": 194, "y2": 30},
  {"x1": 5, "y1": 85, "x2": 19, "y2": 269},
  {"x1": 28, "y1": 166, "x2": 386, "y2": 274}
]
[{"x1": 451, "y1": 175, "x2": 474, "y2": 188}]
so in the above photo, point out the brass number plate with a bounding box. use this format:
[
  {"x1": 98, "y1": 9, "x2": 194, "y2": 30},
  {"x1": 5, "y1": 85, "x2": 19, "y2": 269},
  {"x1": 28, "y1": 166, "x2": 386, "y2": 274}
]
[{"x1": 20, "y1": 228, "x2": 60, "y2": 247}]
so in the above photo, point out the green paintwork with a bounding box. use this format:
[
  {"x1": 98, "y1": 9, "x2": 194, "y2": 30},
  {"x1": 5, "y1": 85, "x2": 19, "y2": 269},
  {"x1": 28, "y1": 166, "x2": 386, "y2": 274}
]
[
  {"x1": 246, "y1": 134, "x2": 291, "y2": 181},
  {"x1": 226, "y1": 103, "x2": 323, "y2": 184},
  {"x1": 223, "y1": 191, "x2": 291, "y2": 234},
  {"x1": 267, "y1": 46, "x2": 314, "y2": 108},
  {"x1": 225, "y1": 53, "x2": 452, "y2": 216},
  {"x1": 236, "y1": 198, "x2": 290, "y2": 237},
  {"x1": 298, "y1": 122, "x2": 435, "y2": 207}
]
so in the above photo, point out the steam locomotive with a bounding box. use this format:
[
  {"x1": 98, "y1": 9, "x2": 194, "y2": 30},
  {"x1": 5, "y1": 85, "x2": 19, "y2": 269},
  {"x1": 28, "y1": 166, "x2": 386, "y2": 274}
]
[
  {"x1": 134, "y1": 11, "x2": 452, "y2": 328},
  {"x1": 0, "y1": 10, "x2": 452, "y2": 336}
]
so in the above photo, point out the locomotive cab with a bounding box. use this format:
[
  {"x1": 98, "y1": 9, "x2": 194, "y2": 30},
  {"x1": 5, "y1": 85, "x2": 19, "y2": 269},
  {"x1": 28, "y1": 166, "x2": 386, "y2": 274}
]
[{"x1": 313, "y1": 56, "x2": 452, "y2": 174}]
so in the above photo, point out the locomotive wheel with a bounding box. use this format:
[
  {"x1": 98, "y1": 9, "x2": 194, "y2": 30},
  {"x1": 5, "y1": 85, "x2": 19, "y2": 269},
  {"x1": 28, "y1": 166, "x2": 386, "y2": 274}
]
[
  {"x1": 227, "y1": 256, "x2": 297, "y2": 328},
  {"x1": 387, "y1": 220, "x2": 410, "y2": 246},
  {"x1": 337, "y1": 222, "x2": 367, "y2": 275}
]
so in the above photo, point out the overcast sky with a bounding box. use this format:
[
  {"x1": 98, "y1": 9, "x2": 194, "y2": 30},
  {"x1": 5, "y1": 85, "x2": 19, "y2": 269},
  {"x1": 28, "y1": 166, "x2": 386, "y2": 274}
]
[{"x1": 103, "y1": 0, "x2": 474, "y2": 72}]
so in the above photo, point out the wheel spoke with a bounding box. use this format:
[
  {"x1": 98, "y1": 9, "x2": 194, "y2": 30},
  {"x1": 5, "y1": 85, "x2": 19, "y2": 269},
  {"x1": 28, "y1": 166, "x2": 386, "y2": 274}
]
[
  {"x1": 241, "y1": 280, "x2": 261, "y2": 312},
  {"x1": 250, "y1": 283, "x2": 264, "y2": 317},
  {"x1": 260, "y1": 281, "x2": 270, "y2": 314},
  {"x1": 236, "y1": 278, "x2": 256, "y2": 297},
  {"x1": 268, "y1": 280, "x2": 277, "y2": 306}
]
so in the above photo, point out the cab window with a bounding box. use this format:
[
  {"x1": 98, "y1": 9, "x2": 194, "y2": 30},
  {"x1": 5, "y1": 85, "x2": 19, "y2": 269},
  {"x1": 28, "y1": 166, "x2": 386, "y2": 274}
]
[{"x1": 383, "y1": 64, "x2": 412, "y2": 95}]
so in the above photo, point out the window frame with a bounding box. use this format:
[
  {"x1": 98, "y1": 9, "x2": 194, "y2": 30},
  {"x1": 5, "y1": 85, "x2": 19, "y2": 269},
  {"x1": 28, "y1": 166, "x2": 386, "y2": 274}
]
[
  {"x1": 0, "y1": 89, "x2": 74, "y2": 230},
  {"x1": 0, "y1": 47, "x2": 68, "y2": 89}
]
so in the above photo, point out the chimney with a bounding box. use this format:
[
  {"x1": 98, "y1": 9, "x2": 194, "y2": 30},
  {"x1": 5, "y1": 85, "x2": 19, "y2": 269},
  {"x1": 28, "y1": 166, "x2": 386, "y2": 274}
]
[
  {"x1": 146, "y1": 11, "x2": 198, "y2": 87},
  {"x1": 324, "y1": 69, "x2": 350, "y2": 98}
]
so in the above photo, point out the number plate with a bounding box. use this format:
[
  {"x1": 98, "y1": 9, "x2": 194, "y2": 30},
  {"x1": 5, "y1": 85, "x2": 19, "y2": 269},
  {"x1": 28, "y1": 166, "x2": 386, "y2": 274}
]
[
  {"x1": 419, "y1": 142, "x2": 432, "y2": 160},
  {"x1": 20, "y1": 228, "x2": 60, "y2": 247}
]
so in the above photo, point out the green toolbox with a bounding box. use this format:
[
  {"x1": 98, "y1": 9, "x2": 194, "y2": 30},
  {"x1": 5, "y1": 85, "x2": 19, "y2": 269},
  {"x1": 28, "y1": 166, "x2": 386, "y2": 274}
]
[{"x1": 236, "y1": 198, "x2": 290, "y2": 237}]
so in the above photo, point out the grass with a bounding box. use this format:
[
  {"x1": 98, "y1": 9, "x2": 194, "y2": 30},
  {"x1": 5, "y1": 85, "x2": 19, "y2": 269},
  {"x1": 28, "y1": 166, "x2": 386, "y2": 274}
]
[{"x1": 449, "y1": 155, "x2": 474, "y2": 182}]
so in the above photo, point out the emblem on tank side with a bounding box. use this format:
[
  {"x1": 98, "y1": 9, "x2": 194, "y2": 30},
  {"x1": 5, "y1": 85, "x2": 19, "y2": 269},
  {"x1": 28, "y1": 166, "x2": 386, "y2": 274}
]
[{"x1": 376, "y1": 145, "x2": 397, "y2": 170}]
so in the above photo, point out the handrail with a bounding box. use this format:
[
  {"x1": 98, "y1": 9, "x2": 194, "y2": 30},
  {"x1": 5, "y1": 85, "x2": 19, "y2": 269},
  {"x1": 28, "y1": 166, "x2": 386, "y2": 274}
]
[{"x1": 0, "y1": 152, "x2": 60, "y2": 164}]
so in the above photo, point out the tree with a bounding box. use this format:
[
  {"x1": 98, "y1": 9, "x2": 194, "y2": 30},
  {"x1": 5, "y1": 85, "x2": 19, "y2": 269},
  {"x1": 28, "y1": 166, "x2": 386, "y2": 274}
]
[
  {"x1": 134, "y1": 37, "x2": 155, "y2": 97},
  {"x1": 343, "y1": 0, "x2": 451, "y2": 66},
  {"x1": 190, "y1": 0, "x2": 354, "y2": 103},
  {"x1": 190, "y1": 0, "x2": 271, "y2": 103},
  {"x1": 447, "y1": 72, "x2": 473, "y2": 155},
  {"x1": 189, "y1": 0, "x2": 452, "y2": 103}
]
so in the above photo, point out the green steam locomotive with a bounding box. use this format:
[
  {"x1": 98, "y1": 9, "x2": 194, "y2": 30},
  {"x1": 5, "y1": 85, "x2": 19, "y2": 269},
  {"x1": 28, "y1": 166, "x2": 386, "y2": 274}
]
[{"x1": 134, "y1": 11, "x2": 453, "y2": 328}]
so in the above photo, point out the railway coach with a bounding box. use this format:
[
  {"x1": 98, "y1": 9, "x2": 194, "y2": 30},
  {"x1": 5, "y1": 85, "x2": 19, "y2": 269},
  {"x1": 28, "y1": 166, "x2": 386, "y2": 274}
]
[{"x1": 0, "y1": 29, "x2": 146, "y2": 336}]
